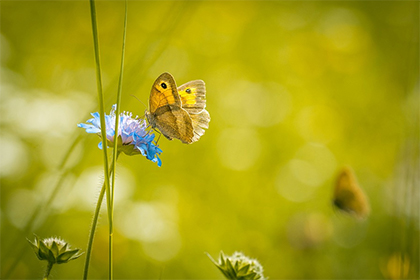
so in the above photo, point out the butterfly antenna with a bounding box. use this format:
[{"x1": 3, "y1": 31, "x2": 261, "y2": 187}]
[
  {"x1": 130, "y1": 94, "x2": 147, "y2": 110},
  {"x1": 130, "y1": 94, "x2": 147, "y2": 119}
]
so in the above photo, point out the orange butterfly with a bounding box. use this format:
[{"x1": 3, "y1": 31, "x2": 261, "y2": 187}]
[{"x1": 145, "y1": 72, "x2": 210, "y2": 144}]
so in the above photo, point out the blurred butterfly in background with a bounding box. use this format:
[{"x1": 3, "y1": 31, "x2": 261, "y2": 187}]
[
  {"x1": 145, "y1": 72, "x2": 210, "y2": 144},
  {"x1": 333, "y1": 166, "x2": 370, "y2": 219}
]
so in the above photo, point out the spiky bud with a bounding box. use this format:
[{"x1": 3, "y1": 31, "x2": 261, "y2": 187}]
[
  {"x1": 208, "y1": 251, "x2": 266, "y2": 280},
  {"x1": 27, "y1": 235, "x2": 83, "y2": 264}
]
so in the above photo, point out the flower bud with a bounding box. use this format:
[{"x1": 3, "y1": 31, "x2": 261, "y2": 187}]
[
  {"x1": 27, "y1": 235, "x2": 83, "y2": 264},
  {"x1": 208, "y1": 251, "x2": 266, "y2": 280}
]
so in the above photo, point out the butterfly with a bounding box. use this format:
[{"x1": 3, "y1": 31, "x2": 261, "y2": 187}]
[
  {"x1": 333, "y1": 166, "x2": 370, "y2": 219},
  {"x1": 145, "y1": 72, "x2": 210, "y2": 144}
]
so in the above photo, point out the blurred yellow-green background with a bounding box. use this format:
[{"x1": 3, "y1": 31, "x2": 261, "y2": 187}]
[{"x1": 1, "y1": 0, "x2": 419, "y2": 279}]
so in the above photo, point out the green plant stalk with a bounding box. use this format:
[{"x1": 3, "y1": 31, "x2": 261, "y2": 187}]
[
  {"x1": 109, "y1": 1, "x2": 127, "y2": 278},
  {"x1": 82, "y1": 177, "x2": 105, "y2": 280},
  {"x1": 112, "y1": 0, "x2": 127, "y2": 208},
  {"x1": 88, "y1": 0, "x2": 112, "y2": 279},
  {"x1": 83, "y1": 153, "x2": 119, "y2": 280},
  {"x1": 43, "y1": 262, "x2": 53, "y2": 280}
]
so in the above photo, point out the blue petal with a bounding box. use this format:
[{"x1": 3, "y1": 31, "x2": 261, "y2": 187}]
[
  {"x1": 156, "y1": 156, "x2": 162, "y2": 167},
  {"x1": 78, "y1": 123, "x2": 101, "y2": 134},
  {"x1": 136, "y1": 143, "x2": 147, "y2": 156}
]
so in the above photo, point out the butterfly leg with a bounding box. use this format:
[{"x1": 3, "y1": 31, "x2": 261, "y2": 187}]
[{"x1": 154, "y1": 129, "x2": 162, "y2": 144}]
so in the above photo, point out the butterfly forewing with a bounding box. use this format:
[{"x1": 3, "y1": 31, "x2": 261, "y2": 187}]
[{"x1": 149, "y1": 72, "x2": 181, "y2": 113}]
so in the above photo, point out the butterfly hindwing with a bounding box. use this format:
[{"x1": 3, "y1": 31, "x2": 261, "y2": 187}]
[
  {"x1": 177, "y1": 80, "x2": 210, "y2": 143},
  {"x1": 153, "y1": 105, "x2": 194, "y2": 143},
  {"x1": 190, "y1": 109, "x2": 210, "y2": 143},
  {"x1": 177, "y1": 80, "x2": 207, "y2": 115}
]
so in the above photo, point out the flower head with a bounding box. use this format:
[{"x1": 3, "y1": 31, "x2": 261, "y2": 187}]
[
  {"x1": 78, "y1": 104, "x2": 162, "y2": 166},
  {"x1": 208, "y1": 251, "x2": 266, "y2": 280},
  {"x1": 27, "y1": 235, "x2": 83, "y2": 264}
]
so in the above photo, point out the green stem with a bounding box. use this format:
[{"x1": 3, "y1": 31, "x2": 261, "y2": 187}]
[
  {"x1": 83, "y1": 154, "x2": 119, "y2": 280},
  {"x1": 82, "y1": 178, "x2": 105, "y2": 280},
  {"x1": 43, "y1": 262, "x2": 53, "y2": 280},
  {"x1": 89, "y1": 0, "x2": 112, "y2": 279},
  {"x1": 109, "y1": 1, "x2": 127, "y2": 278},
  {"x1": 112, "y1": 0, "x2": 127, "y2": 207}
]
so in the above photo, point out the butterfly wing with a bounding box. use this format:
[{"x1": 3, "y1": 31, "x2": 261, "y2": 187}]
[
  {"x1": 152, "y1": 105, "x2": 194, "y2": 144},
  {"x1": 177, "y1": 80, "x2": 210, "y2": 142},
  {"x1": 148, "y1": 72, "x2": 194, "y2": 143},
  {"x1": 149, "y1": 72, "x2": 181, "y2": 113},
  {"x1": 190, "y1": 109, "x2": 210, "y2": 143},
  {"x1": 177, "y1": 80, "x2": 207, "y2": 114}
]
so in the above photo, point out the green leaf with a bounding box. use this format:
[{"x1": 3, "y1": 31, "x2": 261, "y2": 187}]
[
  {"x1": 59, "y1": 243, "x2": 68, "y2": 254},
  {"x1": 51, "y1": 241, "x2": 59, "y2": 257},
  {"x1": 33, "y1": 234, "x2": 40, "y2": 244},
  {"x1": 238, "y1": 264, "x2": 251, "y2": 275},
  {"x1": 57, "y1": 249, "x2": 81, "y2": 264},
  {"x1": 217, "y1": 266, "x2": 236, "y2": 280},
  {"x1": 234, "y1": 259, "x2": 240, "y2": 272},
  {"x1": 219, "y1": 251, "x2": 226, "y2": 266},
  {"x1": 69, "y1": 251, "x2": 84, "y2": 261},
  {"x1": 226, "y1": 258, "x2": 235, "y2": 271},
  {"x1": 27, "y1": 238, "x2": 37, "y2": 250},
  {"x1": 244, "y1": 272, "x2": 258, "y2": 280},
  {"x1": 39, "y1": 240, "x2": 51, "y2": 260},
  {"x1": 206, "y1": 252, "x2": 219, "y2": 266},
  {"x1": 27, "y1": 238, "x2": 42, "y2": 260}
]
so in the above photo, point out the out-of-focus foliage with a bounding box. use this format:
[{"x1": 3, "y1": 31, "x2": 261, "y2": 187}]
[{"x1": 1, "y1": 1, "x2": 418, "y2": 279}]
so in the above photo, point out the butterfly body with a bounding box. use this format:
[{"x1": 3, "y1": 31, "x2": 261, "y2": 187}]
[{"x1": 146, "y1": 72, "x2": 210, "y2": 144}]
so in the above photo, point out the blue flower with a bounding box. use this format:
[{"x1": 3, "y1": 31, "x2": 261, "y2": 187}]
[{"x1": 78, "y1": 104, "x2": 162, "y2": 166}]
